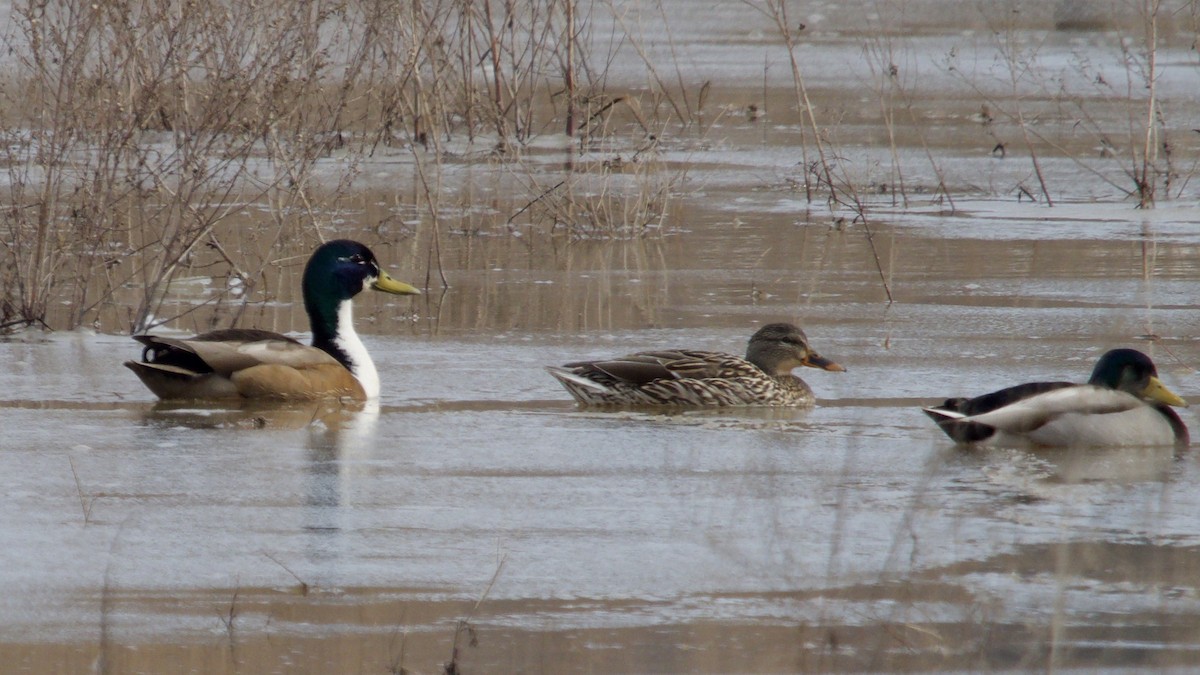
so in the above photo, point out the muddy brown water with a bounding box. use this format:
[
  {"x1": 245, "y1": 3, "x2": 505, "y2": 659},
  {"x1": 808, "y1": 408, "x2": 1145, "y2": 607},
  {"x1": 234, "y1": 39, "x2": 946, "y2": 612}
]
[
  {"x1": 6, "y1": 203, "x2": 1200, "y2": 673},
  {"x1": 7, "y1": 3, "x2": 1200, "y2": 674}
]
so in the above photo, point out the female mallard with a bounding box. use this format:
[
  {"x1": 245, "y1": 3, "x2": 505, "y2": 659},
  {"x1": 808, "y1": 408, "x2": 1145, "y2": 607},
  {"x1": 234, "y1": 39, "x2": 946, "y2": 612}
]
[
  {"x1": 546, "y1": 322, "x2": 845, "y2": 407},
  {"x1": 923, "y1": 348, "x2": 1189, "y2": 447},
  {"x1": 125, "y1": 239, "x2": 420, "y2": 400}
]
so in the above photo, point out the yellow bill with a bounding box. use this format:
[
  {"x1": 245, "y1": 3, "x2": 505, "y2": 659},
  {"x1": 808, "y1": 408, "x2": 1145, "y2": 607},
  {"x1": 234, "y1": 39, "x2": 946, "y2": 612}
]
[
  {"x1": 373, "y1": 270, "x2": 421, "y2": 296},
  {"x1": 1144, "y1": 376, "x2": 1188, "y2": 407}
]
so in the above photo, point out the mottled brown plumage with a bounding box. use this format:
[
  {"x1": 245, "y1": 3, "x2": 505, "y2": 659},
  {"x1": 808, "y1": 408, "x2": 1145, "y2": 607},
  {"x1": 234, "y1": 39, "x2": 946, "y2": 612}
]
[{"x1": 546, "y1": 323, "x2": 844, "y2": 407}]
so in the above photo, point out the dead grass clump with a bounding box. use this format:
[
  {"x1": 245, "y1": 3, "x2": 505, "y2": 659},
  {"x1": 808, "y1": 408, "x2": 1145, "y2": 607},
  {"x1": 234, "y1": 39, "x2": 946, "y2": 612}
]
[
  {"x1": 939, "y1": 0, "x2": 1193, "y2": 207},
  {"x1": 1, "y1": 0, "x2": 402, "y2": 332},
  {"x1": 0, "y1": 0, "x2": 686, "y2": 333},
  {"x1": 503, "y1": 145, "x2": 680, "y2": 239}
]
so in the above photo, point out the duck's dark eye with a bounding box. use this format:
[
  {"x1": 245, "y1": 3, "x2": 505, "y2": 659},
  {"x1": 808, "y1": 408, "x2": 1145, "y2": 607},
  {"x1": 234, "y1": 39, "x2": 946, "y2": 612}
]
[{"x1": 349, "y1": 254, "x2": 366, "y2": 264}]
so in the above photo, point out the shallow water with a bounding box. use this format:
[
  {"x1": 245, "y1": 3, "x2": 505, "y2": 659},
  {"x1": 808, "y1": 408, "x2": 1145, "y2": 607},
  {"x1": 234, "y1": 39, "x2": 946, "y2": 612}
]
[
  {"x1": 7, "y1": 1, "x2": 1200, "y2": 672},
  {"x1": 5, "y1": 200, "x2": 1200, "y2": 672}
]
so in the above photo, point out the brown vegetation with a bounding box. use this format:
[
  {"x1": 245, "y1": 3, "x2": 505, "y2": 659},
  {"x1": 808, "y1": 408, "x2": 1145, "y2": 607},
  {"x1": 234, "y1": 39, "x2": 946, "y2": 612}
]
[
  {"x1": 1, "y1": 0, "x2": 1195, "y2": 333},
  {"x1": 0, "y1": 0, "x2": 681, "y2": 333}
]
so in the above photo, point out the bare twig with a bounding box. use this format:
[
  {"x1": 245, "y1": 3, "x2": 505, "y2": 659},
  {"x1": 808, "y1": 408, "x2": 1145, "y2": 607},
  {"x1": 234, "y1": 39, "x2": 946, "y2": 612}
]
[
  {"x1": 444, "y1": 552, "x2": 508, "y2": 675},
  {"x1": 217, "y1": 581, "x2": 241, "y2": 642},
  {"x1": 1135, "y1": 0, "x2": 1161, "y2": 208},
  {"x1": 68, "y1": 456, "x2": 96, "y2": 524},
  {"x1": 262, "y1": 551, "x2": 310, "y2": 595}
]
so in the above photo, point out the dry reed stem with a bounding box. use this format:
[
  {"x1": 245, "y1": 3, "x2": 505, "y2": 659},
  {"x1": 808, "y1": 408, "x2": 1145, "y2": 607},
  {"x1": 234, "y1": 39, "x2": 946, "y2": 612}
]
[
  {"x1": 1136, "y1": 0, "x2": 1161, "y2": 208},
  {"x1": 444, "y1": 551, "x2": 508, "y2": 675}
]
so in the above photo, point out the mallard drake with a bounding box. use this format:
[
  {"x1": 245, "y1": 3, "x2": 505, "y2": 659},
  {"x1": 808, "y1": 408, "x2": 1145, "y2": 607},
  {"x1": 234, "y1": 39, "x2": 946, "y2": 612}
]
[
  {"x1": 125, "y1": 239, "x2": 420, "y2": 400},
  {"x1": 923, "y1": 348, "x2": 1189, "y2": 447},
  {"x1": 546, "y1": 322, "x2": 845, "y2": 407}
]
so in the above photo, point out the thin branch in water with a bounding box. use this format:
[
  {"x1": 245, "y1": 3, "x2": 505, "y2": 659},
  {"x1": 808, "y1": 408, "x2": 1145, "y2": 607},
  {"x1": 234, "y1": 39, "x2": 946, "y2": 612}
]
[
  {"x1": 507, "y1": 179, "x2": 566, "y2": 226},
  {"x1": 68, "y1": 456, "x2": 96, "y2": 524},
  {"x1": 217, "y1": 581, "x2": 241, "y2": 643},
  {"x1": 262, "y1": 551, "x2": 310, "y2": 595},
  {"x1": 858, "y1": 217, "x2": 894, "y2": 305},
  {"x1": 444, "y1": 551, "x2": 508, "y2": 675}
]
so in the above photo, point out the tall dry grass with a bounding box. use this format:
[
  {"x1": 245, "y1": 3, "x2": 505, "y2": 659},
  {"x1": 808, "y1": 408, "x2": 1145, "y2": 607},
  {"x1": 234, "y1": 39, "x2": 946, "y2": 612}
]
[
  {"x1": 0, "y1": 0, "x2": 694, "y2": 333},
  {"x1": 2, "y1": 0, "x2": 1197, "y2": 333},
  {"x1": 938, "y1": 0, "x2": 1195, "y2": 207},
  {"x1": 0, "y1": 0, "x2": 405, "y2": 332}
]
